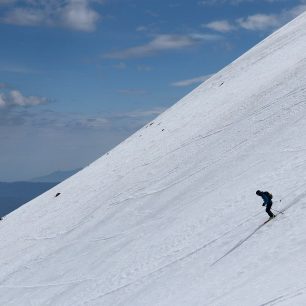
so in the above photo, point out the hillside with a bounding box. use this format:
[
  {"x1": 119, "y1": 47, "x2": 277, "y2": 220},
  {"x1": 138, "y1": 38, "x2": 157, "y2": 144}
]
[{"x1": 0, "y1": 11, "x2": 306, "y2": 306}]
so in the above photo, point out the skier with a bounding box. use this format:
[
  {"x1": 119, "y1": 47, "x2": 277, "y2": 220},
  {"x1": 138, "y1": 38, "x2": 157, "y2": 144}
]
[{"x1": 256, "y1": 190, "x2": 275, "y2": 220}]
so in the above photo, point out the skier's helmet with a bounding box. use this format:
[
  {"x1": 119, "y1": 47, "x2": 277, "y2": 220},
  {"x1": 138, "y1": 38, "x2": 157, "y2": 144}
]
[{"x1": 256, "y1": 190, "x2": 261, "y2": 195}]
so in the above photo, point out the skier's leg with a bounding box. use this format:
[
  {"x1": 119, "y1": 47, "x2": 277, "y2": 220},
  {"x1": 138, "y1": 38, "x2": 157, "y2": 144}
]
[{"x1": 266, "y1": 203, "x2": 274, "y2": 218}]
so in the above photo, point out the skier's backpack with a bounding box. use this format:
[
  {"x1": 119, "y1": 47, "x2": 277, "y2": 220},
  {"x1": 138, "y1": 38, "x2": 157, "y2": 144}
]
[{"x1": 266, "y1": 192, "x2": 273, "y2": 200}]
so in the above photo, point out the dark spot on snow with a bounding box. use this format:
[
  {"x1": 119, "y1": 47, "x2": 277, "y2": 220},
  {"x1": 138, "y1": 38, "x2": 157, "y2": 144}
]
[
  {"x1": 149, "y1": 122, "x2": 154, "y2": 126},
  {"x1": 219, "y1": 82, "x2": 224, "y2": 87},
  {"x1": 55, "y1": 193, "x2": 61, "y2": 198},
  {"x1": 162, "y1": 129, "x2": 165, "y2": 131}
]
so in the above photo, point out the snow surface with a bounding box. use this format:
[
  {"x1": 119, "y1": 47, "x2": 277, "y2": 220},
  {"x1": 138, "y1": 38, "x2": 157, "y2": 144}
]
[{"x1": 1, "y1": 11, "x2": 306, "y2": 306}]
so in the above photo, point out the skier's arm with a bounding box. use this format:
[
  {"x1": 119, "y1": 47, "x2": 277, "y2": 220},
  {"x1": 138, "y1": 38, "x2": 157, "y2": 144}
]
[{"x1": 262, "y1": 193, "x2": 269, "y2": 206}]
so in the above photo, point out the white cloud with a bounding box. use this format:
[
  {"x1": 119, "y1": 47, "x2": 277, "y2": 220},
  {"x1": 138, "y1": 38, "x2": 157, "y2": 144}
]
[
  {"x1": 104, "y1": 33, "x2": 221, "y2": 59},
  {"x1": 0, "y1": 93, "x2": 6, "y2": 108},
  {"x1": 0, "y1": 105, "x2": 165, "y2": 132},
  {"x1": 171, "y1": 75, "x2": 212, "y2": 87},
  {"x1": 237, "y1": 14, "x2": 279, "y2": 30},
  {"x1": 81, "y1": 108, "x2": 165, "y2": 130},
  {"x1": 10, "y1": 90, "x2": 47, "y2": 106},
  {"x1": 61, "y1": 0, "x2": 100, "y2": 32},
  {"x1": 204, "y1": 4, "x2": 306, "y2": 33},
  {"x1": 204, "y1": 20, "x2": 236, "y2": 32},
  {"x1": 2, "y1": 7, "x2": 45, "y2": 26},
  {"x1": 0, "y1": 89, "x2": 48, "y2": 108},
  {"x1": 0, "y1": 0, "x2": 101, "y2": 31},
  {"x1": 238, "y1": 5, "x2": 306, "y2": 31},
  {"x1": 121, "y1": 108, "x2": 165, "y2": 119},
  {"x1": 136, "y1": 26, "x2": 148, "y2": 32}
]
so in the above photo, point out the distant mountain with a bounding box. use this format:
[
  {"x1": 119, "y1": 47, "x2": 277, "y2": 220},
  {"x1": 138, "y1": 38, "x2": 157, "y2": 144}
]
[
  {"x1": 30, "y1": 169, "x2": 82, "y2": 183},
  {"x1": 0, "y1": 182, "x2": 57, "y2": 217},
  {"x1": 0, "y1": 169, "x2": 81, "y2": 216}
]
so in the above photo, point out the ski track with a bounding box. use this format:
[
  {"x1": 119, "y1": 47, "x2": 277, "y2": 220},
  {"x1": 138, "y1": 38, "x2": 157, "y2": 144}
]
[
  {"x1": 60, "y1": 209, "x2": 266, "y2": 304},
  {"x1": 212, "y1": 189, "x2": 306, "y2": 266},
  {"x1": 259, "y1": 285, "x2": 306, "y2": 306},
  {"x1": 30, "y1": 209, "x2": 265, "y2": 305}
]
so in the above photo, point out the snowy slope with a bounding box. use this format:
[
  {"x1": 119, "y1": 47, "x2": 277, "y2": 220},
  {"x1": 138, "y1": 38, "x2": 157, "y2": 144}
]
[{"x1": 1, "y1": 11, "x2": 306, "y2": 306}]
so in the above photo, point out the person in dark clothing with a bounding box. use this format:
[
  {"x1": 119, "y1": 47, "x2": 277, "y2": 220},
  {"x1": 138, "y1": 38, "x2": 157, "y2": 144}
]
[{"x1": 256, "y1": 190, "x2": 275, "y2": 219}]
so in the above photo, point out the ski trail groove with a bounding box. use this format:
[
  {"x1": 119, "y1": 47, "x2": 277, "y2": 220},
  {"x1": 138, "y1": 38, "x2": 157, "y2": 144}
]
[{"x1": 211, "y1": 223, "x2": 266, "y2": 266}]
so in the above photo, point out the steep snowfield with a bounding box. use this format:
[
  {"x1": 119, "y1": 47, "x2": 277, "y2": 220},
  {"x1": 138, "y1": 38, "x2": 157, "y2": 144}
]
[{"x1": 1, "y1": 11, "x2": 306, "y2": 306}]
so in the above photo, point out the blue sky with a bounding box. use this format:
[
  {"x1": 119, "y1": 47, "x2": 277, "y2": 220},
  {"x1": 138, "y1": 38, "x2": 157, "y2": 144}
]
[{"x1": 0, "y1": 0, "x2": 305, "y2": 181}]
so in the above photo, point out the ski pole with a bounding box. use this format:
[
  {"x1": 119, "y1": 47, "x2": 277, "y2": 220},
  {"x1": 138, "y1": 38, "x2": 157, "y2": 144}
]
[{"x1": 271, "y1": 208, "x2": 284, "y2": 214}]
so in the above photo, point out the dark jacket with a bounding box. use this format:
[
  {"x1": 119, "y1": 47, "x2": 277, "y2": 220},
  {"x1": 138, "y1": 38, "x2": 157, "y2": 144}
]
[{"x1": 260, "y1": 191, "x2": 272, "y2": 206}]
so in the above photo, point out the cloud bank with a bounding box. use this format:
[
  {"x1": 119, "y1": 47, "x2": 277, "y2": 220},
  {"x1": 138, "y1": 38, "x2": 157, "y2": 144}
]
[
  {"x1": 172, "y1": 75, "x2": 213, "y2": 87},
  {"x1": 0, "y1": 90, "x2": 48, "y2": 108},
  {"x1": 0, "y1": 0, "x2": 101, "y2": 31},
  {"x1": 204, "y1": 20, "x2": 236, "y2": 32},
  {"x1": 104, "y1": 33, "x2": 222, "y2": 59},
  {"x1": 203, "y1": 4, "x2": 306, "y2": 32}
]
